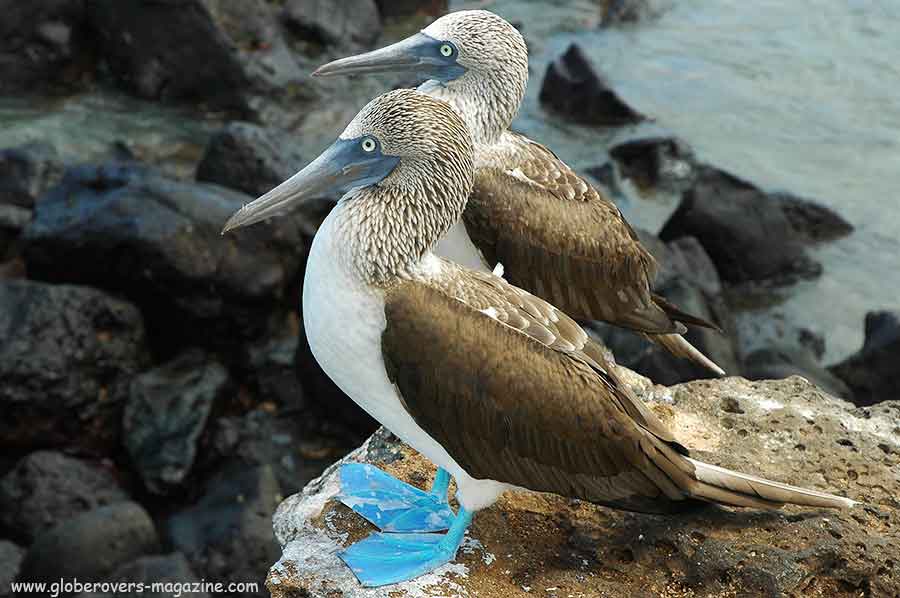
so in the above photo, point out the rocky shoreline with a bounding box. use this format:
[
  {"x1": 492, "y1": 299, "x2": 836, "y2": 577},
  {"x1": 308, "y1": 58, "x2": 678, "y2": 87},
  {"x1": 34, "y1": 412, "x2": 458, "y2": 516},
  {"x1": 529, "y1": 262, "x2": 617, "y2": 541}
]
[{"x1": 1, "y1": 1, "x2": 897, "y2": 597}]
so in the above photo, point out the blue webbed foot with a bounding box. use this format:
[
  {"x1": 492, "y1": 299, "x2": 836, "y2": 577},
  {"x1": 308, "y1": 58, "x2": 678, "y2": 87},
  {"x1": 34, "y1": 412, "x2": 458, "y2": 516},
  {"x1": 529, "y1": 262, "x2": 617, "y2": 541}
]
[
  {"x1": 337, "y1": 463, "x2": 454, "y2": 533},
  {"x1": 339, "y1": 507, "x2": 474, "y2": 587}
]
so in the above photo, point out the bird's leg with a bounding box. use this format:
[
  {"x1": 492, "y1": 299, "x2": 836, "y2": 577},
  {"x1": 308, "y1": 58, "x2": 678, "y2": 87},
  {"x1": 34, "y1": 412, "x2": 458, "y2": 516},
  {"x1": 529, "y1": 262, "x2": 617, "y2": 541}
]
[
  {"x1": 339, "y1": 506, "x2": 474, "y2": 587},
  {"x1": 337, "y1": 463, "x2": 455, "y2": 533}
]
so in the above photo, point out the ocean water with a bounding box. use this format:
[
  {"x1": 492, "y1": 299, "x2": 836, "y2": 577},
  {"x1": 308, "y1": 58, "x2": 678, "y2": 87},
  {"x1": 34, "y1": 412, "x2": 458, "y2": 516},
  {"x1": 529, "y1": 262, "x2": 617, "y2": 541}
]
[
  {"x1": 454, "y1": 0, "x2": 900, "y2": 363},
  {"x1": 1, "y1": 0, "x2": 897, "y2": 364}
]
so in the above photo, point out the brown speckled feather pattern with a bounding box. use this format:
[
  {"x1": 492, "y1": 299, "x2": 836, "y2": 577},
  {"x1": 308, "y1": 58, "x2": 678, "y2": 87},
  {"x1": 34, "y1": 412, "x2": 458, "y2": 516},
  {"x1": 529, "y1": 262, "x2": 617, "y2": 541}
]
[
  {"x1": 381, "y1": 262, "x2": 706, "y2": 514},
  {"x1": 465, "y1": 131, "x2": 706, "y2": 335}
]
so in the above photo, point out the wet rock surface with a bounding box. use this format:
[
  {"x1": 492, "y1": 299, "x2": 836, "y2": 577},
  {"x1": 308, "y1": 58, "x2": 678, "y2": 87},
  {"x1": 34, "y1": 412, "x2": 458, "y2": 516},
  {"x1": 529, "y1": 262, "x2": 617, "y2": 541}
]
[
  {"x1": 831, "y1": 310, "x2": 900, "y2": 406},
  {"x1": 19, "y1": 501, "x2": 160, "y2": 593},
  {"x1": 609, "y1": 136, "x2": 696, "y2": 195},
  {"x1": 0, "y1": 142, "x2": 64, "y2": 209},
  {"x1": 23, "y1": 163, "x2": 306, "y2": 348},
  {"x1": 539, "y1": 44, "x2": 645, "y2": 126},
  {"x1": 269, "y1": 377, "x2": 899, "y2": 598},
  {"x1": 0, "y1": 204, "x2": 30, "y2": 258},
  {"x1": 167, "y1": 465, "x2": 282, "y2": 598},
  {"x1": 0, "y1": 451, "x2": 128, "y2": 544},
  {"x1": 660, "y1": 166, "x2": 824, "y2": 286},
  {"x1": 122, "y1": 350, "x2": 232, "y2": 495},
  {"x1": 374, "y1": 0, "x2": 447, "y2": 19},
  {"x1": 196, "y1": 122, "x2": 305, "y2": 198},
  {"x1": 0, "y1": 540, "x2": 24, "y2": 598},
  {"x1": 0, "y1": 280, "x2": 147, "y2": 450},
  {"x1": 744, "y1": 344, "x2": 852, "y2": 401}
]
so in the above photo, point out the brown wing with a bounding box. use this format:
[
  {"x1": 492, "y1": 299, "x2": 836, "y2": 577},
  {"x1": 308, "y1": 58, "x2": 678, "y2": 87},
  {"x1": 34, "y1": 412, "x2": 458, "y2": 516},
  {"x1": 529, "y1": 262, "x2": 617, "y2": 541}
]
[
  {"x1": 465, "y1": 134, "x2": 678, "y2": 333},
  {"x1": 381, "y1": 267, "x2": 701, "y2": 514}
]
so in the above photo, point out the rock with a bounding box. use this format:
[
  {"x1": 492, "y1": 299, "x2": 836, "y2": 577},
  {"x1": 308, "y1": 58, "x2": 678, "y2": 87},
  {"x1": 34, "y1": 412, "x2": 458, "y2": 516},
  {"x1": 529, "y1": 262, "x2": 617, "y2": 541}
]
[
  {"x1": 599, "y1": 0, "x2": 659, "y2": 25},
  {"x1": 269, "y1": 377, "x2": 899, "y2": 598},
  {"x1": 204, "y1": 407, "x2": 351, "y2": 497},
  {"x1": 539, "y1": 44, "x2": 644, "y2": 126},
  {"x1": 374, "y1": 0, "x2": 447, "y2": 18},
  {"x1": 0, "y1": 142, "x2": 64, "y2": 209},
  {"x1": 282, "y1": 0, "x2": 381, "y2": 49},
  {"x1": 87, "y1": 0, "x2": 307, "y2": 121},
  {"x1": 0, "y1": 540, "x2": 24, "y2": 598},
  {"x1": 0, "y1": 280, "x2": 147, "y2": 450},
  {"x1": 167, "y1": 465, "x2": 282, "y2": 597},
  {"x1": 0, "y1": 204, "x2": 30, "y2": 258},
  {"x1": 295, "y1": 319, "x2": 379, "y2": 439},
  {"x1": 831, "y1": 310, "x2": 900, "y2": 406},
  {"x1": 75, "y1": 553, "x2": 209, "y2": 598},
  {"x1": 23, "y1": 163, "x2": 306, "y2": 348},
  {"x1": 196, "y1": 122, "x2": 305, "y2": 197},
  {"x1": 634, "y1": 230, "x2": 722, "y2": 296},
  {"x1": 659, "y1": 166, "x2": 823, "y2": 285},
  {"x1": 19, "y1": 502, "x2": 160, "y2": 594},
  {"x1": 777, "y1": 192, "x2": 854, "y2": 243},
  {"x1": 609, "y1": 136, "x2": 696, "y2": 194},
  {"x1": 0, "y1": 451, "x2": 129, "y2": 544},
  {"x1": 744, "y1": 345, "x2": 852, "y2": 400},
  {"x1": 245, "y1": 330, "x2": 305, "y2": 412},
  {"x1": 123, "y1": 350, "x2": 231, "y2": 495},
  {"x1": 0, "y1": 0, "x2": 94, "y2": 94}
]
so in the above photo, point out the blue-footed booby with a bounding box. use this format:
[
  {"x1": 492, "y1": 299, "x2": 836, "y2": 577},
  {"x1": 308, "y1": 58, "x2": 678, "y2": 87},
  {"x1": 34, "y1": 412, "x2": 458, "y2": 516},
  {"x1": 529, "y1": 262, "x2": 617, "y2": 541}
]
[
  {"x1": 313, "y1": 9, "x2": 725, "y2": 377},
  {"x1": 222, "y1": 89, "x2": 855, "y2": 587}
]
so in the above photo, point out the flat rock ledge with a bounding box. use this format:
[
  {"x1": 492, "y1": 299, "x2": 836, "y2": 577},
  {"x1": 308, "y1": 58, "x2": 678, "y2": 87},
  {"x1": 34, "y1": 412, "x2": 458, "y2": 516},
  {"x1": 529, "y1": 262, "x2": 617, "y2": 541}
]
[{"x1": 268, "y1": 376, "x2": 899, "y2": 598}]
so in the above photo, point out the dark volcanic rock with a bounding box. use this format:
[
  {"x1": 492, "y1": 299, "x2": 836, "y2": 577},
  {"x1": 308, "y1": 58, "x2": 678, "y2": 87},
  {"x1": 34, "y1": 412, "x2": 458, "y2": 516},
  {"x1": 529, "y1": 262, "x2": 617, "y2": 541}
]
[
  {"x1": 19, "y1": 502, "x2": 159, "y2": 595},
  {"x1": 0, "y1": 540, "x2": 24, "y2": 598},
  {"x1": 599, "y1": 0, "x2": 657, "y2": 25},
  {"x1": 23, "y1": 163, "x2": 306, "y2": 348},
  {"x1": 0, "y1": 451, "x2": 128, "y2": 544},
  {"x1": 206, "y1": 407, "x2": 346, "y2": 496},
  {"x1": 76, "y1": 553, "x2": 208, "y2": 598},
  {"x1": 609, "y1": 136, "x2": 696, "y2": 194},
  {"x1": 539, "y1": 44, "x2": 644, "y2": 126},
  {"x1": 0, "y1": 0, "x2": 95, "y2": 94},
  {"x1": 777, "y1": 192, "x2": 854, "y2": 243},
  {"x1": 374, "y1": 0, "x2": 447, "y2": 18},
  {"x1": 283, "y1": 0, "x2": 381, "y2": 48},
  {"x1": 123, "y1": 350, "x2": 231, "y2": 495},
  {"x1": 196, "y1": 122, "x2": 305, "y2": 197},
  {"x1": 744, "y1": 345, "x2": 851, "y2": 400},
  {"x1": 87, "y1": 0, "x2": 306, "y2": 120},
  {"x1": 245, "y1": 332, "x2": 305, "y2": 412},
  {"x1": 168, "y1": 465, "x2": 281, "y2": 598},
  {"x1": 0, "y1": 205, "x2": 30, "y2": 258},
  {"x1": 0, "y1": 142, "x2": 65, "y2": 209},
  {"x1": 0, "y1": 280, "x2": 147, "y2": 450},
  {"x1": 635, "y1": 230, "x2": 721, "y2": 296},
  {"x1": 831, "y1": 310, "x2": 900, "y2": 406},
  {"x1": 660, "y1": 166, "x2": 823, "y2": 285}
]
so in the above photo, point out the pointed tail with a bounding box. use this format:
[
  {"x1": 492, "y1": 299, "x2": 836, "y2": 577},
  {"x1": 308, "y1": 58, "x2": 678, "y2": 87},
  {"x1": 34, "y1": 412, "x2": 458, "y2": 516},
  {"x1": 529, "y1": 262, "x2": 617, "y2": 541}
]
[
  {"x1": 646, "y1": 332, "x2": 726, "y2": 377},
  {"x1": 684, "y1": 456, "x2": 857, "y2": 510}
]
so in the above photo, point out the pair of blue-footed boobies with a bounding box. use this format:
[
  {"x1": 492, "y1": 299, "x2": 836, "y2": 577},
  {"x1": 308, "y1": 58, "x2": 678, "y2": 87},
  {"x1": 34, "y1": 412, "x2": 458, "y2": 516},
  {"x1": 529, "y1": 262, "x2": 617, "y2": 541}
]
[{"x1": 223, "y1": 10, "x2": 855, "y2": 588}]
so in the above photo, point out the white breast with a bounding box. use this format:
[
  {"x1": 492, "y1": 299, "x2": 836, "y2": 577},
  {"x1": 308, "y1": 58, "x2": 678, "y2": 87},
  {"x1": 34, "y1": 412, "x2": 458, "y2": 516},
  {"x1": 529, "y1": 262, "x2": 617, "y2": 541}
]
[{"x1": 433, "y1": 220, "x2": 488, "y2": 272}]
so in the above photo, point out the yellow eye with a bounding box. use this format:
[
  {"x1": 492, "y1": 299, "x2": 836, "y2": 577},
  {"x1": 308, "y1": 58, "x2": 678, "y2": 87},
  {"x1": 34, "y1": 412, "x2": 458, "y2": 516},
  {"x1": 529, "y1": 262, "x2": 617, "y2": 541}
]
[
  {"x1": 440, "y1": 44, "x2": 454, "y2": 57},
  {"x1": 361, "y1": 138, "x2": 376, "y2": 152}
]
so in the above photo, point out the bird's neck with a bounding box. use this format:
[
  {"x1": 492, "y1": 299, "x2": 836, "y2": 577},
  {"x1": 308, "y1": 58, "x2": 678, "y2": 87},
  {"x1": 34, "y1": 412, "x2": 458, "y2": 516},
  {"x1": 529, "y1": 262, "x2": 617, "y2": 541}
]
[
  {"x1": 420, "y1": 72, "x2": 525, "y2": 147},
  {"x1": 333, "y1": 174, "x2": 470, "y2": 287}
]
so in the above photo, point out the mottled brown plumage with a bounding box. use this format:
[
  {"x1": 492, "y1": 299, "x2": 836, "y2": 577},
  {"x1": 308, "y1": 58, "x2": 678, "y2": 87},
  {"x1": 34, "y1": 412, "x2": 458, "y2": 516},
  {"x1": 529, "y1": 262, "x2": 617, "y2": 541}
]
[{"x1": 382, "y1": 262, "x2": 854, "y2": 513}]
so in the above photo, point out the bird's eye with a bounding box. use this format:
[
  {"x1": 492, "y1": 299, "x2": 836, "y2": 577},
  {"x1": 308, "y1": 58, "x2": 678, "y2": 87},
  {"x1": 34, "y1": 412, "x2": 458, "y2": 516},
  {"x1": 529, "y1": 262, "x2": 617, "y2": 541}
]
[
  {"x1": 361, "y1": 138, "x2": 377, "y2": 152},
  {"x1": 440, "y1": 43, "x2": 454, "y2": 58}
]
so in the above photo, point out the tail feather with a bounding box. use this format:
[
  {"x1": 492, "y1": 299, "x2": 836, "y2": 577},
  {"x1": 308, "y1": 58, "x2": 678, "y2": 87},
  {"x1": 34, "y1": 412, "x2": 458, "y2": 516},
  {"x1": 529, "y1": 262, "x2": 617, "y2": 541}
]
[
  {"x1": 646, "y1": 333, "x2": 726, "y2": 377},
  {"x1": 685, "y1": 456, "x2": 857, "y2": 510}
]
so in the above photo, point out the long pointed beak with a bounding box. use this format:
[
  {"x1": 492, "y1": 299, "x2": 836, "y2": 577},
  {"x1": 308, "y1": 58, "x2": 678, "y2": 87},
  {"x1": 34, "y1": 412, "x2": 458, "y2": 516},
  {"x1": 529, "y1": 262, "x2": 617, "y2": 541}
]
[
  {"x1": 313, "y1": 33, "x2": 451, "y2": 79},
  {"x1": 221, "y1": 140, "x2": 399, "y2": 233}
]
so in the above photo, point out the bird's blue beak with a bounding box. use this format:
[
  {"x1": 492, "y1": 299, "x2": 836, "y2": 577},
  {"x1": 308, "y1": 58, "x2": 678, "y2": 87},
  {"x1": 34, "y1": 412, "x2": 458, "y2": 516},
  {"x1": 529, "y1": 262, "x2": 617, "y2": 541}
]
[
  {"x1": 221, "y1": 138, "x2": 400, "y2": 233},
  {"x1": 313, "y1": 32, "x2": 466, "y2": 84}
]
